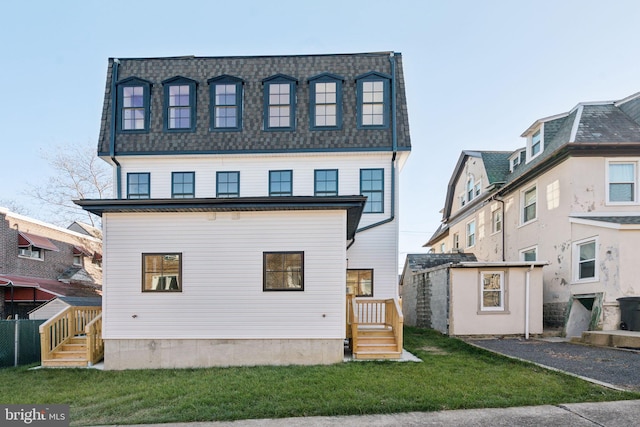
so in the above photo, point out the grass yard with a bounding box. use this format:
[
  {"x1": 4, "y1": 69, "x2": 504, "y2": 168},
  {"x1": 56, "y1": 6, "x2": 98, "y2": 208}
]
[{"x1": 1, "y1": 327, "x2": 637, "y2": 426}]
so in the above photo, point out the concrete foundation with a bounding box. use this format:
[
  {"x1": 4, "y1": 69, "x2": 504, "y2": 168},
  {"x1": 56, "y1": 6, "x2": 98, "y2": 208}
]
[{"x1": 103, "y1": 338, "x2": 344, "y2": 370}]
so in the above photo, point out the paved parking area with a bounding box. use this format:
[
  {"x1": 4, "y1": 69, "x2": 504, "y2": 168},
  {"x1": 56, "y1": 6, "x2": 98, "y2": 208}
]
[{"x1": 466, "y1": 337, "x2": 640, "y2": 391}]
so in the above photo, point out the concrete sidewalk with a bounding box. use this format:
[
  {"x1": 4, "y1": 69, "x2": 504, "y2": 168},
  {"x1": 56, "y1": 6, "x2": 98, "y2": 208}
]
[{"x1": 95, "y1": 399, "x2": 640, "y2": 427}]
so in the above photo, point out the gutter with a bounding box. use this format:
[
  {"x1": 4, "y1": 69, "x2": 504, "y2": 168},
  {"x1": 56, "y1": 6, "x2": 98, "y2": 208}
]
[
  {"x1": 355, "y1": 52, "x2": 398, "y2": 234},
  {"x1": 110, "y1": 59, "x2": 122, "y2": 198}
]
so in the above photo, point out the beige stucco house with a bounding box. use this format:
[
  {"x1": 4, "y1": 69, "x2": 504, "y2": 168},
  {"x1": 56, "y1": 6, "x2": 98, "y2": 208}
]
[{"x1": 425, "y1": 91, "x2": 640, "y2": 337}]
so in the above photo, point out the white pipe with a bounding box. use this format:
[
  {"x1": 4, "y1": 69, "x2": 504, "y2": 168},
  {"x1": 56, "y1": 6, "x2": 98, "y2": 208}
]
[
  {"x1": 525, "y1": 265, "x2": 533, "y2": 340},
  {"x1": 14, "y1": 319, "x2": 19, "y2": 367}
]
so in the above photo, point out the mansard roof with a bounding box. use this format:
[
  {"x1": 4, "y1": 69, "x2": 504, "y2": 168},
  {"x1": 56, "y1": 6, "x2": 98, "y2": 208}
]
[{"x1": 98, "y1": 52, "x2": 411, "y2": 156}]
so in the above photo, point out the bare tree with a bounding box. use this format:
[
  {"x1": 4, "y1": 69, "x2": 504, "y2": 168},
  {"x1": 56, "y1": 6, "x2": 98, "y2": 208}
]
[
  {"x1": 0, "y1": 199, "x2": 31, "y2": 216},
  {"x1": 24, "y1": 141, "x2": 112, "y2": 228}
]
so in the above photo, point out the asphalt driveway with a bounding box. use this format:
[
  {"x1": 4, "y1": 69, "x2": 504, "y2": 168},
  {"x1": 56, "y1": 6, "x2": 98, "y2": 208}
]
[{"x1": 466, "y1": 337, "x2": 640, "y2": 391}]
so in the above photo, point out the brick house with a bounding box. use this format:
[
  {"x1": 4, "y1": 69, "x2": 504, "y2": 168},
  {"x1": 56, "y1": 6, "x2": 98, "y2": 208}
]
[{"x1": 0, "y1": 207, "x2": 102, "y2": 319}]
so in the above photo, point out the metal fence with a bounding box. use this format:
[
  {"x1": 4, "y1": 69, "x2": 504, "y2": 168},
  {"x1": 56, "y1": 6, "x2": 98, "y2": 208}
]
[{"x1": 0, "y1": 319, "x2": 45, "y2": 367}]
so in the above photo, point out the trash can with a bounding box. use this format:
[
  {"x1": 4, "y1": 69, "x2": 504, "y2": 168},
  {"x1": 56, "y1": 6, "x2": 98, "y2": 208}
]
[{"x1": 617, "y1": 297, "x2": 640, "y2": 331}]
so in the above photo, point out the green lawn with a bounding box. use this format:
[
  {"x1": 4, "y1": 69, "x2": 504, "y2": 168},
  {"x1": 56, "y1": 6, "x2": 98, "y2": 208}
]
[{"x1": 1, "y1": 327, "x2": 637, "y2": 426}]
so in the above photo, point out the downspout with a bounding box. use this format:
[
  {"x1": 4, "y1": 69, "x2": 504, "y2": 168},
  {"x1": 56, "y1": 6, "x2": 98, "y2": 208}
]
[
  {"x1": 355, "y1": 52, "x2": 398, "y2": 234},
  {"x1": 525, "y1": 265, "x2": 533, "y2": 340},
  {"x1": 110, "y1": 59, "x2": 122, "y2": 198},
  {"x1": 497, "y1": 197, "x2": 505, "y2": 262}
]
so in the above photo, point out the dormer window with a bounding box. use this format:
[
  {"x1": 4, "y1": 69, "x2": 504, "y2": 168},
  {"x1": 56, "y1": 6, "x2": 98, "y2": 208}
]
[
  {"x1": 208, "y1": 75, "x2": 243, "y2": 131},
  {"x1": 356, "y1": 72, "x2": 391, "y2": 129},
  {"x1": 527, "y1": 127, "x2": 544, "y2": 162},
  {"x1": 162, "y1": 76, "x2": 197, "y2": 132},
  {"x1": 116, "y1": 77, "x2": 152, "y2": 133},
  {"x1": 309, "y1": 73, "x2": 343, "y2": 130},
  {"x1": 263, "y1": 74, "x2": 297, "y2": 131},
  {"x1": 531, "y1": 130, "x2": 541, "y2": 156}
]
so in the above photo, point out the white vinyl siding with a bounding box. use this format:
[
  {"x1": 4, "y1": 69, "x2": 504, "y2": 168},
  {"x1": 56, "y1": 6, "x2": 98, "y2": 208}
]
[
  {"x1": 115, "y1": 152, "x2": 395, "y2": 230},
  {"x1": 102, "y1": 210, "x2": 347, "y2": 340}
]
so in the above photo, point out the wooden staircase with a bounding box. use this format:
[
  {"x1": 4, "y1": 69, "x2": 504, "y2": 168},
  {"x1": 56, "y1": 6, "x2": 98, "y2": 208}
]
[
  {"x1": 40, "y1": 306, "x2": 103, "y2": 368},
  {"x1": 353, "y1": 326, "x2": 402, "y2": 360},
  {"x1": 347, "y1": 295, "x2": 404, "y2": 360},
  {"x1": 42, "y1": 336, "x2": 90, "y2": 367}
]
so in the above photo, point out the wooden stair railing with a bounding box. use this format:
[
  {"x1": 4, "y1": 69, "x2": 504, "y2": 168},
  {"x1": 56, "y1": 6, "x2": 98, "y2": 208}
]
[
  {"x1": 39, "y1": 306, "x2": 102, "y2": 367},
  {"x1": 347, "y1": 295, "x2": 404, "y2": 360}
]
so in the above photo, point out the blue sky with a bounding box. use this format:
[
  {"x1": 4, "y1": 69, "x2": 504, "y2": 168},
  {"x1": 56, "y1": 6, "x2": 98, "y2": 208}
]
[{"x1": 1, "y1": 0, "x2": 640, "y2": 270}]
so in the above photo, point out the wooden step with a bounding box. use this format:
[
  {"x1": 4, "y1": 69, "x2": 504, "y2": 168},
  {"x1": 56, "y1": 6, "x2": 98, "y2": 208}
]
[
  {"x1": 42, "y1": 359, "x2": 89, "y2": 368},
  {"x1": 61, "y1": 343, "x2": 86, "y2": 352},
  {"x1": 358, "y1": 336, "x2": 396, "y2": 345},
  {"x1": 353, "y1": 351, "x2": 402, "y2": 360}
]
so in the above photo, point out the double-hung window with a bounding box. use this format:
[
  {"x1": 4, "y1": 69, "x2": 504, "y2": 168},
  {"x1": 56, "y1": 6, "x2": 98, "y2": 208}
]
[
  {"x1": 116, "y1": 77, "x2": 151, "y2": 132},
  {"x1": 347, "y1": 269, "x2": 373, "y2": 297},
  {"x1": 314, "y1": 169, "x2": 338, "y2": 196},
  {"x1": 574, "y1": 238, "x2": 597, "y2": 282},
  {"x1": 608, "y1": 161, "x2": 636, "y2": 203},
  {"x1": 522, "y1": 186, "x2": 537, "y2": 224},
  {"x1": 531, "y1": 130, "x2": 542, "y2": 157},
  {"x1": 263, "y1": 74, "x2": 297, "y2": 130},
  {"x1": 356, "y1": 72, "x2": 390, "y2": 128},
  {"x1": 309, "y1": 73, "x2": 343, "y2": 130},
  {"x1": 269, "y1": 170, "x2": 292, "y2": 196},
  {"x1": 127, "y1": 173, "x2": 150, "y2": 199},
  {"x1": 172, "y1": 172, "x2": 195, "y2": 198},
  {"x1": 360, "y1": 169, "x2": 384, "y2": 213},
  {"x1": 491, "y1": 209, "x2": 502, "y2": 233},
  {"x1": 162, "y1": 76, "x2": 197, "y2": 132},
  {"x1": 480, "y1": 271, "x2": 505, "y2": 311},
  {"x1": 208, "y1": 75, "x2": 243, "y2": 131},
  {"x1": 466, "y1": 220, "x2": 476, "y2": 247},
  {"x1": 142, "y1": 253, "x2": 182, "y2": 292},
  {"x1": 217, "y1": 171, "x2": 240, "y2": 197},
  {"x1": 453, "y1": 233, "x2": 460, "y2": 250},
  {"x1": 264, "y1": 252, "x2": 304, "y2": 291}
]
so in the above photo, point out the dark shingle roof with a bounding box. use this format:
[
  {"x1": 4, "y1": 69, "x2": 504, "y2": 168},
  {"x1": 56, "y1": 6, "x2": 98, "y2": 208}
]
[
  {"x1": 575, "y1": 104, "x2": 640, "y2": 142},
  {"x1": 574, "y1": 216, "x2": 640, "y2": 224},
  {"x1": 480, "y1": 151, "x2": 511, "y2": 184},
  {"x1": 405, "y1": 253, "x2": 478, "y2": 271},
  {"x1": 98, "y1": 52, "x2": 411, "y2": 155}
]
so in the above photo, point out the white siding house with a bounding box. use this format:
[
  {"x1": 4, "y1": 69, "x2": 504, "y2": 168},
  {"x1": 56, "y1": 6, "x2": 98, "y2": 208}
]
[{"x1": 78, "y1": 52, "x2": 412, "y2": 369}]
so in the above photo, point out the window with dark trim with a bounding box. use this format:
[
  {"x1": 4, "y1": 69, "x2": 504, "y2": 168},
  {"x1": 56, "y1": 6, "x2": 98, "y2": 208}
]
[
  {"x1": 172, "y1": 172, "x2": 195, "y2": 198},
  {"x1": 263, "y1": 252, "x2": 304, "y2": 291},
  {"x1": 127, "y1": 173, "x2": 150, "y2": 199},
  {"x1": 347, "y1": 269, "x2": 373, "y2": 297},
  {"x1": 269, "y1": 170, "x2": 292, "y2": 196},
  {"x1": 309, "y1": 73, "x2": 343, "y2": 130},
  {"x1": 116, "y1": 77, "x2": 151, "y2": 133},
  {"x1": 162, "y1": 76, "x2": 197, "y2": 132},
  {"x1": 208, "y1": 75, "x2": 243, "y2": 131},
  {"x1": 314, "y1": 169, "x2": 338, "y2": 196},
  {"x1": 217, "y1": 171, "x2": 240, "y2": 197},
  {"x1": 263, "y1": 74, "x2": 297, "y2": 130},
  {"x1": 360, "y1": 168, "x2": 383, "y2": 213},
  {"x1": 356, "y1": 72, "x2": 390, "y2": 129},
  {"x1": 142, "y1": 253, "x2": 182, "y2": 292}
]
